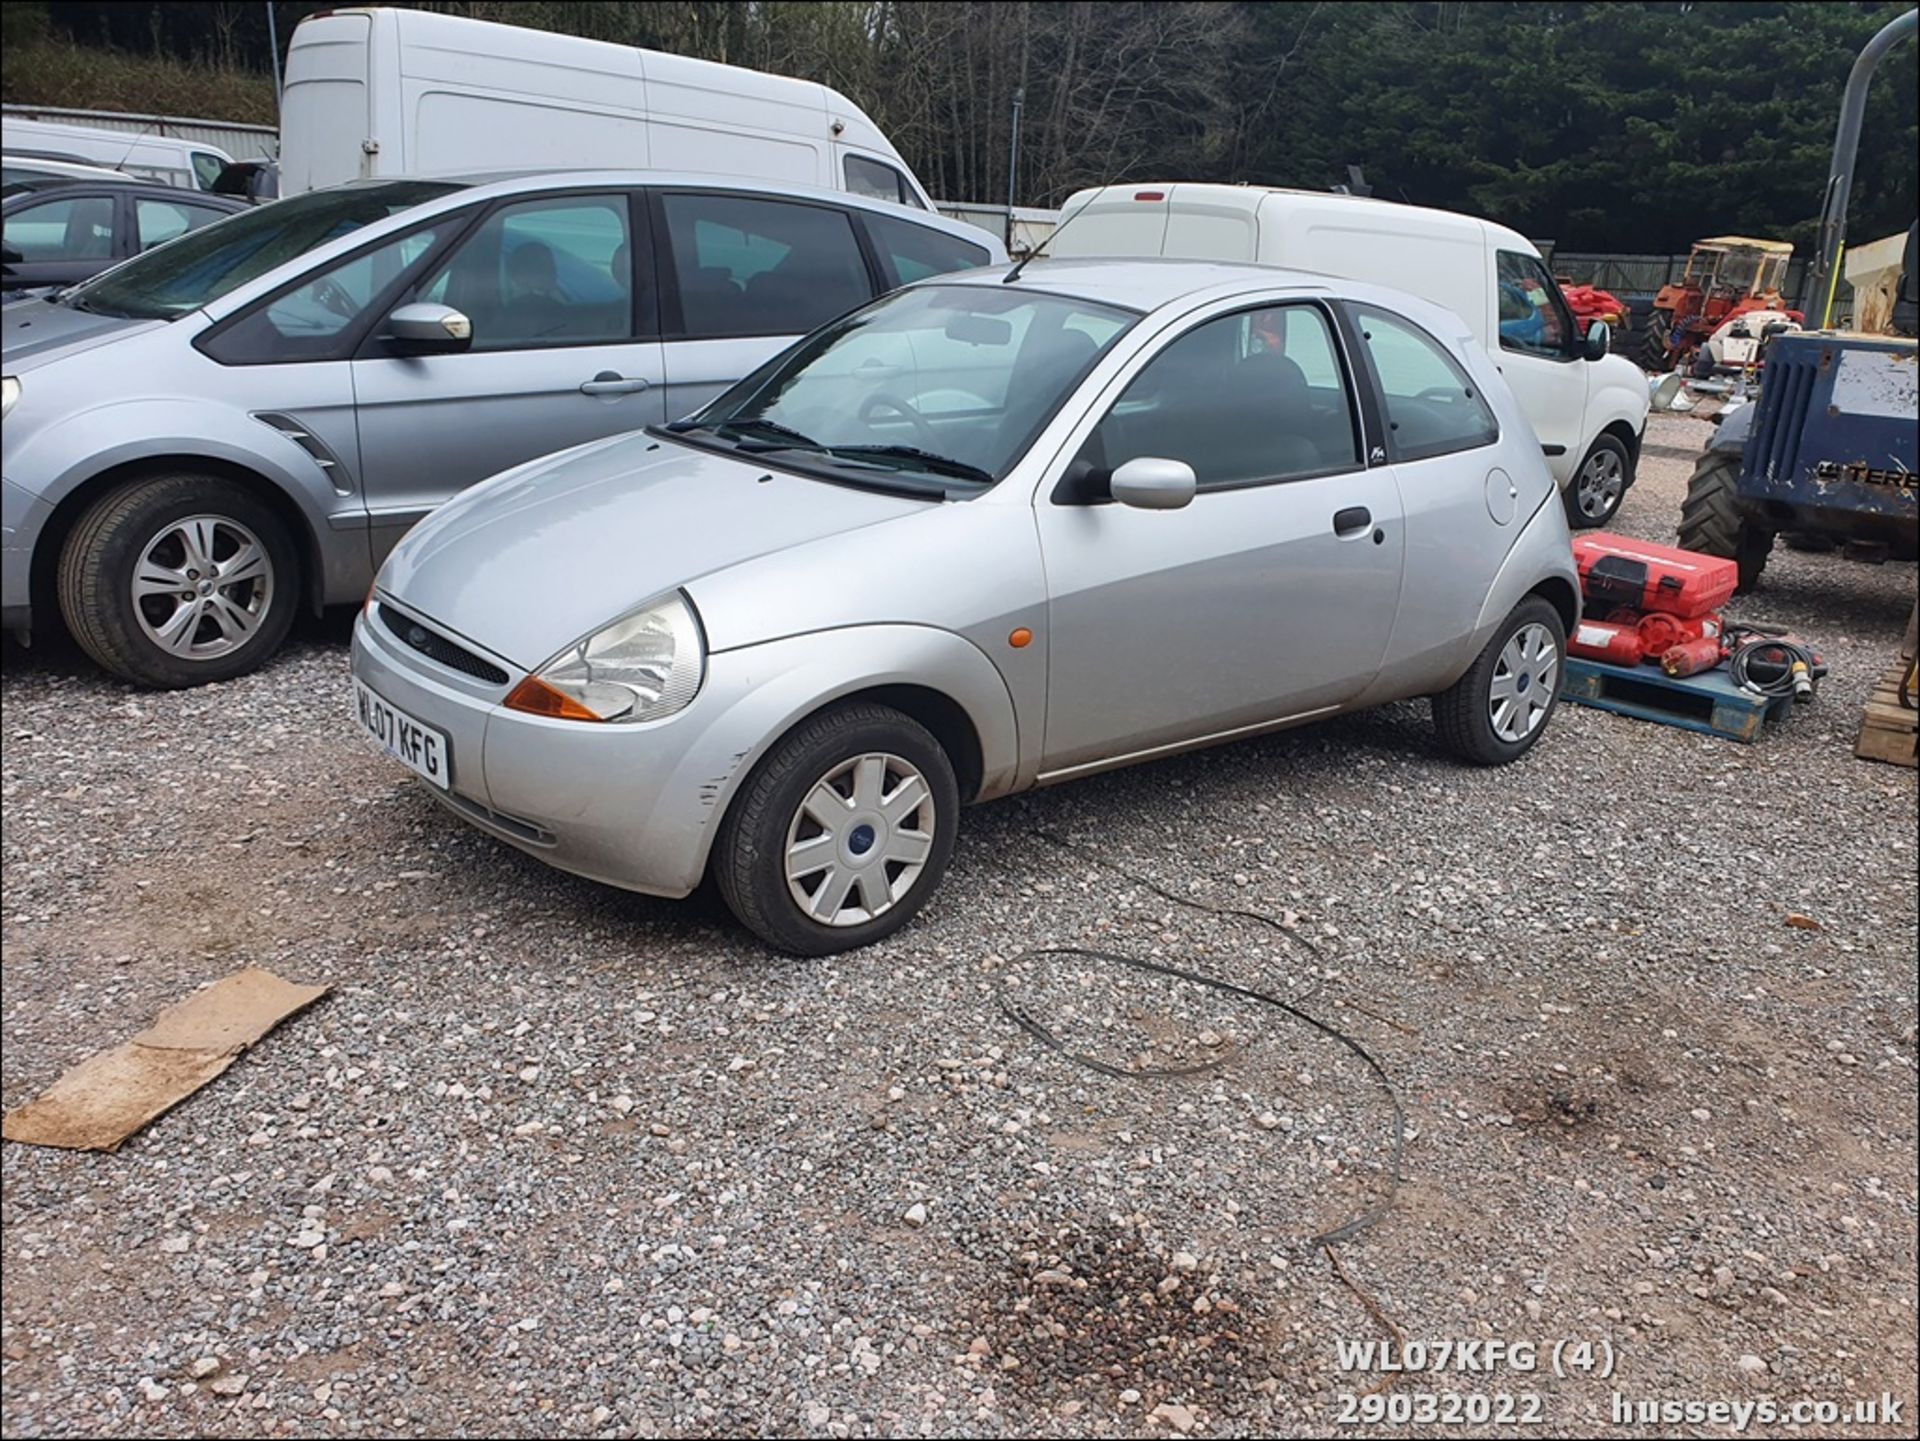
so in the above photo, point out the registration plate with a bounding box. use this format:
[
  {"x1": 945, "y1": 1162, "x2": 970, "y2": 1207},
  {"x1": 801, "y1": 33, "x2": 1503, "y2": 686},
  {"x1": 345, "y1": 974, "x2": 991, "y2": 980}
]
[{"x1": 353, "y1": 679, "x2": 451, "y2": 791}]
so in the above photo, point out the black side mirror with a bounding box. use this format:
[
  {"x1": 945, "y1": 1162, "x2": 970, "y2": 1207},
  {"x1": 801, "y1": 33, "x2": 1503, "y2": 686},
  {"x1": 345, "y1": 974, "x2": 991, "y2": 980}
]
[
  {"x1": 1580, "y1": 320, "x2": 1611, "y2": 361},
  {"x1": 0, "y1": 243, "x2": 22, "y2": 266}
]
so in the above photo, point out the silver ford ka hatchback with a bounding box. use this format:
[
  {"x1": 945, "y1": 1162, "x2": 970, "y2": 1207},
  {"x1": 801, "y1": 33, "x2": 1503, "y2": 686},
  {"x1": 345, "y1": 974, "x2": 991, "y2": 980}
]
[{"x1": 352, "y1": 259, "x2": 1580, "y2": 954}]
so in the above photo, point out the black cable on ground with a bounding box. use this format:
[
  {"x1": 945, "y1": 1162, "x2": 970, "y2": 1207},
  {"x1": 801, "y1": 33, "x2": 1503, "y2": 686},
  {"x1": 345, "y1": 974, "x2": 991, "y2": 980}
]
[
  {"x1": 996, "y1": 829, "x2": 1405, "y2": 1246},
  {"x1": 1725, "y1": 627, "x2": 1827, "y2": 700}
]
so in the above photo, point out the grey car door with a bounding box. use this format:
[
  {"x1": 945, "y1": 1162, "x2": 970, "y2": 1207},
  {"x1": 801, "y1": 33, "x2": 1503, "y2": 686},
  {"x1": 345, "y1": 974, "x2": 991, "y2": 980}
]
[
  {"x1": 1, "y1": 190, "x2": 122, "y2": 293},
  {"x1": 1341, "y1": 302, "x2": 1513, "y2": 668},
  {"x1": 652, "y1": 190, "x2": 878, "y2": 421},
  {"x1": 350, "y1": 191, "x2": 667, "y2": 562},
  {"x1": 1035, "y1": 301, "x2": 1406, "y2": 776}
]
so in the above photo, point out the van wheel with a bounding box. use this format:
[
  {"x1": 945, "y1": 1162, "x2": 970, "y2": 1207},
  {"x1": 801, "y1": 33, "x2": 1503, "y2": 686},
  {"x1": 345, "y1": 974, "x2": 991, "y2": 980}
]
[
  {"x1": 714, "y1": 703, "x2": 959, "y2": 956},
  {"x1": 1563, "y1": 434, "x2": 1631, "y2": 529},
  {"x1": 1433, "y1": 596, "x2": 1565, "y2": 766},
  {"x1": 58, "y1": 475, "x2": 298, "y2": 688}
]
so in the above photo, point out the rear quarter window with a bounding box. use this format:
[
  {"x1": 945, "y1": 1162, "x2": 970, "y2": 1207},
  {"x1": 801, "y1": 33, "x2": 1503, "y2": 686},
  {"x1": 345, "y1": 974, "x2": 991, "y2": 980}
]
[{"x1": 864, "y1": 212, "x2": 991, "y2": 288}]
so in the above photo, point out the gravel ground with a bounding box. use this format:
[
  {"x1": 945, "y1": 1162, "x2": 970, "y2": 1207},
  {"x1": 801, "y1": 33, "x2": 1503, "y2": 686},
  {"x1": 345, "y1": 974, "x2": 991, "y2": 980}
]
[{"x1": 3, "y1": 411, "x2": 1916, "y2": 1438}]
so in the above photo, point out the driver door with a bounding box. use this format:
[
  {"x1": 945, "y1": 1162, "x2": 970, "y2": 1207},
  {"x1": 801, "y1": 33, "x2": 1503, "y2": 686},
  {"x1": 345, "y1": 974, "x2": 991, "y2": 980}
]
[{"x1": 1034, "y1": 301, "x2": 1405, "y2": 775}]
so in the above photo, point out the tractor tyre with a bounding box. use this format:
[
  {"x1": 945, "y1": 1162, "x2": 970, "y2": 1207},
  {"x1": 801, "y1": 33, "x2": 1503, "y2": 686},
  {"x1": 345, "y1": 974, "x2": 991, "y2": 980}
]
[
  {"x1": 1640, "y1": 312, "x2": 1674, "y2": 371},
  {"x1": 1678, "y1": 449, "x2": 1772, "y2": 594}
]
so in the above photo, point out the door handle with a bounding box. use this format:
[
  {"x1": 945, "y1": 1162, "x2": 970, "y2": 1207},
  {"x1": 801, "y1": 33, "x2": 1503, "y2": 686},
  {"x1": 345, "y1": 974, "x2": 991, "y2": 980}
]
[
  {"x1": 1333, "y1": 505, "x2": 1372, "y2": 537},
  {"x1": 580, "y1": 372, "x2": 650, "y2": 396}
]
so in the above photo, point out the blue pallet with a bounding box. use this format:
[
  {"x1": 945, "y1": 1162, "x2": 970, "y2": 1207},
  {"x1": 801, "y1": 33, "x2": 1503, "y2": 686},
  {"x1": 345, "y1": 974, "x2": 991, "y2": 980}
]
[{"x1": 1561, "y1": 656, "x2": 1791, "y2": 743}]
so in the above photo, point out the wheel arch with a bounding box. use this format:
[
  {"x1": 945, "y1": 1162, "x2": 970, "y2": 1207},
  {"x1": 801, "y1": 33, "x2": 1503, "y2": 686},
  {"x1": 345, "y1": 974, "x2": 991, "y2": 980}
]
[
  {"x1": 30, "y1": 454, "x2": 327, "y2": 640},
  {"x1": 1527, "y1": 574, "x2": 1579, "y2": 634}
]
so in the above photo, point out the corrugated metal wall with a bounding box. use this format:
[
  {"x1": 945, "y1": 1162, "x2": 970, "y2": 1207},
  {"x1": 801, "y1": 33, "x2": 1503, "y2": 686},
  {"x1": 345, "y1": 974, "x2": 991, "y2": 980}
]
[{"x1": 2, "y1": 103, "x2": 279, "y2": 160}]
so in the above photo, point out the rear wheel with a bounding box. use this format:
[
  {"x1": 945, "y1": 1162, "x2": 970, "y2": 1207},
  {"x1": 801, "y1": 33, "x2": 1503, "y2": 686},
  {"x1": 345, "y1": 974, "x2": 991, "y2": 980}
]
[
  {"x1": 57, "y1": 474, "x2": 299, "y2": 688},
  {"x1": 1433, "y1": 596, "x2": 1566, "y2": 766},
  {"x1": 1563, "y1": 433, "x2": 1631, "y2": 529},
  {"x1": 1677, "y1": 449, "x2": 1771, "y2": 593},
  {"x1": 714, "y1": 702, "x2": 959, "y2": 955},
  {"x1": 1640, "y1": 311, "x2": 1673, "y2": 371}
]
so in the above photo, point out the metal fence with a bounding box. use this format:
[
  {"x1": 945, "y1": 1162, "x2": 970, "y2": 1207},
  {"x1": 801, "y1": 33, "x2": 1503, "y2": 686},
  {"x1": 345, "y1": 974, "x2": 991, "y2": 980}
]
[
  {"x1": 1, "y1": 103, "x2": 278, "y2": 161},
  {"x1": 935, "y1": 201, "x2": 1061, "y2": 257},
  {"x1": 1545, "y1": 250, "x2": 1809, "y2": 304}
]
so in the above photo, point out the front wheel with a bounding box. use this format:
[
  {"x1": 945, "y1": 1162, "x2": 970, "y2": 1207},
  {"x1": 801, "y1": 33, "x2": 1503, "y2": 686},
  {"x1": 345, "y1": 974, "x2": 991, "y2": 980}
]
[
  {"x1": 1677, "y1": 449, "x2": 1771, "y2": 593},
  {"x1": 1563, "y1": 434, "x2": 1631, "y2": 529},
  {"x1": 57, "y1": 474, "x2": 299, "y2": 688},
  {"x1": 1433, "y1": 596, "x2": 1566, "y2": 766},
  {"x1": 713, "y1": 702, "x2": 960, "y2": 955}
]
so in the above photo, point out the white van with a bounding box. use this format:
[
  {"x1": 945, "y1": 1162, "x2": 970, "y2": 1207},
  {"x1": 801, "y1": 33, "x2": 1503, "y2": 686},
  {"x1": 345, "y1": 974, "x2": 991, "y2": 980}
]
[
  {"x1": 280, "y1": 8, "x2": 934, "y2": 211},
  {"x1": 0, "y1": 116, "x2": 234, "y2": 192},
  {"x1": 1050, "y1": 184, "x2": 1650, "y2": 527}
]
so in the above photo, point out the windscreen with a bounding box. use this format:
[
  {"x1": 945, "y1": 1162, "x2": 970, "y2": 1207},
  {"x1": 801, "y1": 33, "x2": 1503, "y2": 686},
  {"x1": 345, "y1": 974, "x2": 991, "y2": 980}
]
[{"x1": 66, "y1": 180, "x2": 463, "y2": 320}]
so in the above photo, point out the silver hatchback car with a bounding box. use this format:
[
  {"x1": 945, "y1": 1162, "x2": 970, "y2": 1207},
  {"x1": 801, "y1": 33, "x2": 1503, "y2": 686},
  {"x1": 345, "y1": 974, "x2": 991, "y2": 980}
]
[
  {"x1": 352, "y1": 259, "x2": 1580, "y2": 954},
  {"x1": 1, "y1": 172, "x2": 999, "y2": 686}
]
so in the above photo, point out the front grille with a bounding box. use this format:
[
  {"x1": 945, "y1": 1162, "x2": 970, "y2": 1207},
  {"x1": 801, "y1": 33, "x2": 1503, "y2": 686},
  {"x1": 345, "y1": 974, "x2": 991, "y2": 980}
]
[{"x1": 376, "y1": 604, "x2": 509, "y2": 685}]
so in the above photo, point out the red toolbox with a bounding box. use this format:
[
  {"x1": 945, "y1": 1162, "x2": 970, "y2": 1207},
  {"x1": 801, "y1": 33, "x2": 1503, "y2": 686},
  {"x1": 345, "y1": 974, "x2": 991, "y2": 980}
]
[{"x1": 1571, "y1": 535, "x2": 1738, "y2": 620}]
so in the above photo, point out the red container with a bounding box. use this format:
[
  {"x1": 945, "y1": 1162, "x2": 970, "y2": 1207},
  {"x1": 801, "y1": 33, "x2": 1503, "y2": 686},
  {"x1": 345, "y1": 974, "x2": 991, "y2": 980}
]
[
  {"x1": 1572, "y1": 536, "x2": 1739, "y2": 620},
  {"x1": 1568, "y1": 617, "x2": 1645, "y2": 666}
]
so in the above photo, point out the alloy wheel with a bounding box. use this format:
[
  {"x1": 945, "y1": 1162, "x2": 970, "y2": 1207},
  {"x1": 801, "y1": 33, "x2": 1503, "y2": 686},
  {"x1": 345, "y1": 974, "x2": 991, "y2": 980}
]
[
  {"x1": 1576, "y1": 449, "x2": 1625, "y2": 520},
  {"x1": 130, "y1": 514, "x2": 276, "y2": 661}
]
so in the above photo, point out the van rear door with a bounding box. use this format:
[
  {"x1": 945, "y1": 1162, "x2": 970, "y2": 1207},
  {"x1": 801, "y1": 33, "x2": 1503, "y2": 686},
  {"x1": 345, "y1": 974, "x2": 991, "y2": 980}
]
[{"x1": 280, "y1": 11, "x2": 376, "y2": 193}]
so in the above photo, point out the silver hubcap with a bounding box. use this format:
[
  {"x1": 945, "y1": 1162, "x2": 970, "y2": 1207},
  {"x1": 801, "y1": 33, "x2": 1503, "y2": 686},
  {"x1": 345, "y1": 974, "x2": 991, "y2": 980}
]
[
  {"x1": 1490, "y1": 622, "x2": 1559, "y2": 743},
  {"x1": 1576, "y1": 450, "x2": 1624, "y2": 518},
  {"x1": 131, "y1": 515, "x2": 274, "y2": 661},
  {"x1": 785, "y1": 752, "x2": 935, "y2": 927}
]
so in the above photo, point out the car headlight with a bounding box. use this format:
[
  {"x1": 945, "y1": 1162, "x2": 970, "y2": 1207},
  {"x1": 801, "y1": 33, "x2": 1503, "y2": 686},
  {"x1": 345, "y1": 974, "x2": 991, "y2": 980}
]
[
  {"x1": 504, "y1": 592, "x2": 704, "y2": 723},
  {"x1": 1, "y1": 377, "x2": 18, "y2": 420}
]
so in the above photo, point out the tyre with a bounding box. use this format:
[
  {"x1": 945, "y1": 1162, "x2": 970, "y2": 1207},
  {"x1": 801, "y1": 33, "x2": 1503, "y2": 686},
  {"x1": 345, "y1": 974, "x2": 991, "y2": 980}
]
[
  {"x1": 57, "y1": 474, "x2": 299, "y2": 688},
  {"x1": 1563, "y1": 433, "x2": 1632, "y2": 529},
  {"x1": 713, "y1": 702, "x2": 960, "y2": 955},
  {"x1": 1640, "y1": 311, "x2": 1673, "y2": 371},
  {"x1": 1433, "y1": 595, "x2": 1565, "y2": 766},
  {"x1": 1677, "y1": 449, "x2": 1771, "y2": 593}
]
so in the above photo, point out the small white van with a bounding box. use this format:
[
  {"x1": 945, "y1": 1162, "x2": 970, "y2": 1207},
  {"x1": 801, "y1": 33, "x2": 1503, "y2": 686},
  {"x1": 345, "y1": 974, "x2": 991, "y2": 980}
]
[
  {"x1": 0, "y1": 116, "x2": 235, "y2": 192},
  {"x1": 280, "y1": 8, "x2": 934, "y2": 212},
  {"x1": 1050, "y1": 184, "x2": 1650, "y2": 527}
]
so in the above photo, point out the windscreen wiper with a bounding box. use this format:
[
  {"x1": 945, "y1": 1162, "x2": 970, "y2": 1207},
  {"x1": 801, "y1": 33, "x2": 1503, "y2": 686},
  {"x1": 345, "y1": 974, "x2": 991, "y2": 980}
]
[{"x1": 825, "y1": 445, "x2": 995, "y2": 486}]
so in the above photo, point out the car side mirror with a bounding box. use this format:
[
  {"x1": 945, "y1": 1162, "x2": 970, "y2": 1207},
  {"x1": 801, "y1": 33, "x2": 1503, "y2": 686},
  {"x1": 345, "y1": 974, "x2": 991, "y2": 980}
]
[
  {"x1": 0, "y1": 243, "x2": 22, "y2": 266},
  {"x1": 1580, "y1": 320, "x2": 1611, "y2": 361},
  {"x1": 1110, "y1": 457, "x2": 1197, "y2": 510},
  {"x1": 384, "y1": 302, "x2": 472, "y2": 355}
]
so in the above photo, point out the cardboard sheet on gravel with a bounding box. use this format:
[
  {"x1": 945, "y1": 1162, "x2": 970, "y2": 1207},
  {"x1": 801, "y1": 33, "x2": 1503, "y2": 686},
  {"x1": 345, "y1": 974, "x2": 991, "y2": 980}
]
[{"x1": 1, "y1": 968, "x2": 328, "y2": 1152}]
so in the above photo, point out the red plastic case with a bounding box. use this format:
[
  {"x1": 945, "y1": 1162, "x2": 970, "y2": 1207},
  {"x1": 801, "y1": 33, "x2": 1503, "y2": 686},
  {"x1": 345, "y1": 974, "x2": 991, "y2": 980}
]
[{"x1": 1571, "y1": 536, "x2": 1738, "y2": 620}]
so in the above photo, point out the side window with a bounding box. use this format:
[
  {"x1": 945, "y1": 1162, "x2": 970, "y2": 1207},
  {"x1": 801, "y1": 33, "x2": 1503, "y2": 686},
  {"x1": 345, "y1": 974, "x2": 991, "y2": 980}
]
[
  {"x1": 191, "y1": 153, "x2": 227, "y2": 190},
  {"x1": 1495, "y1": 250, "x2": 1571, "y2": 360},
  {"x1": 136, "y1": 198, "x2": 229, "y2": 252},
  {"x1": 1350, "y1": 306, "x2": 1498, "y2": 462},
  {"x1": 415, "y1": 195, "x2": 632, "y2": 352},
  {"x1": 660, "y1": 193, "x2": 871, "y2": 340},
  {"x1": 865, "y1": 212, "x2": 991, "y2": 287},
  {"x1": 843, "y1": 154, "x2": 908, "y2": 206},
  {"x1": 3, "y1": 194, "x2": 114, "y2": 261},
  {"x1": 1088, "y1": 304, "x2": 1360, "y2": 489},
  {"x1": 202, "y1": 225, "x2": 446, "y2": 363}
]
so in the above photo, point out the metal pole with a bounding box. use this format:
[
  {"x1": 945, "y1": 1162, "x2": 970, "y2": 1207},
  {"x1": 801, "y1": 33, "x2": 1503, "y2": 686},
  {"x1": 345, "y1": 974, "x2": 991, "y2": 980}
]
[
  {"x1": 1802, "y1": 7, "x2": 1916, "y2": 324},
  {"x1": 266, "y1": 1, "x2": 283, "y2": 110},
  {"x1": 1005, "y1": 88, "x2": 1024, "y2": 252}
]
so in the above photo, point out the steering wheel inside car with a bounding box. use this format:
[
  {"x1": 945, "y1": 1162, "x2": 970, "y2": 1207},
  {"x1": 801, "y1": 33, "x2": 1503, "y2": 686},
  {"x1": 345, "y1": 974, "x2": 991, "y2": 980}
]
[
  {"x1": 313, "y1": 277, "x2": 359, "y2": 320},
  {"x1": 858, "y1": 392, "x2": 941, "y2": 450}
]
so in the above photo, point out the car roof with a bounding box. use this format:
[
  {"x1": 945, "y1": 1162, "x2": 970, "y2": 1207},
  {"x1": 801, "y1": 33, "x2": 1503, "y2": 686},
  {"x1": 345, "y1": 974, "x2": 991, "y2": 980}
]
[
  {"x1": 934, "y1": 256, "x2": 1338, "y2": 312},
  {"x1": 383, "y1": 169, "x2": 985, "y2": 236},
  {"x1": 1, "y1": 179, "x2": 245, "y2": 206}
]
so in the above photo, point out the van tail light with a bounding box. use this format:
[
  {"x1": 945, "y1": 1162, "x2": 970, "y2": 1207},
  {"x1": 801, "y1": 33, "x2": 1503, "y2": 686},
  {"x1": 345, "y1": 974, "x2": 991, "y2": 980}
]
[{"x1": 1133, "y1": 190, "x2": 1166, "y2": 202}]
